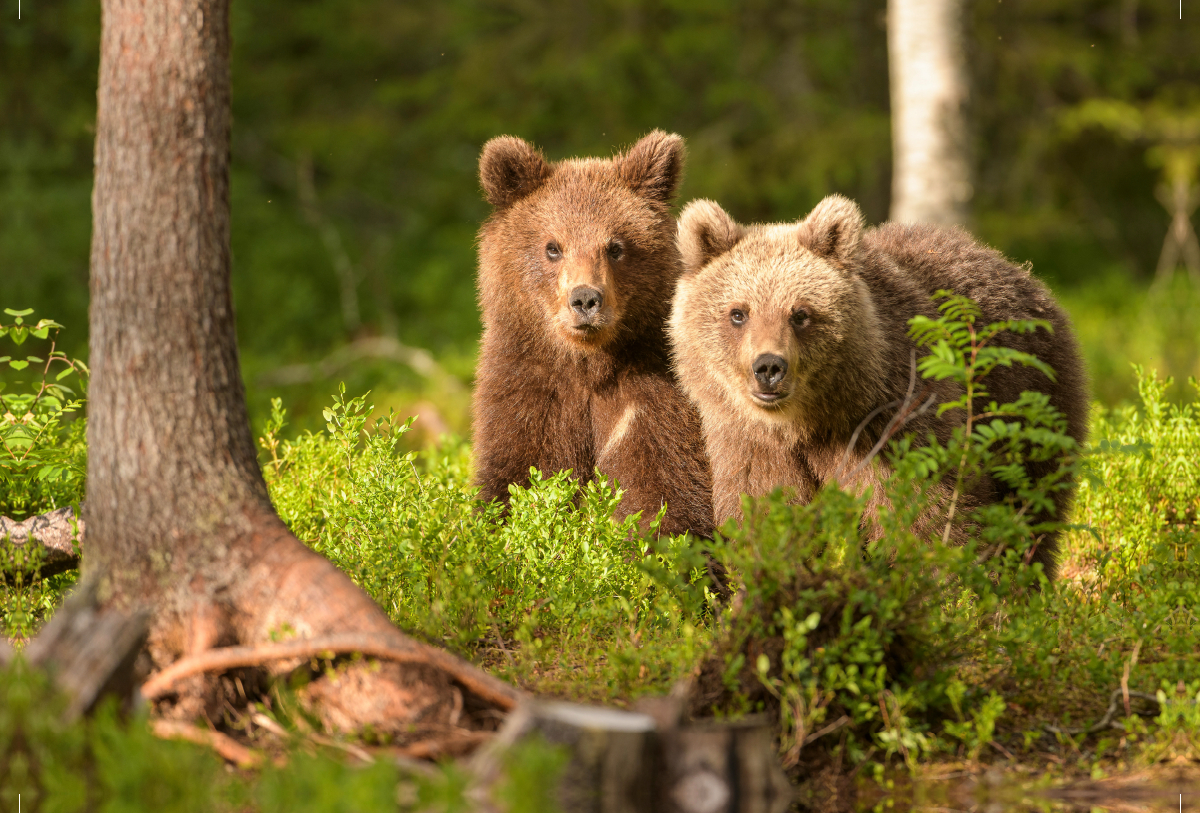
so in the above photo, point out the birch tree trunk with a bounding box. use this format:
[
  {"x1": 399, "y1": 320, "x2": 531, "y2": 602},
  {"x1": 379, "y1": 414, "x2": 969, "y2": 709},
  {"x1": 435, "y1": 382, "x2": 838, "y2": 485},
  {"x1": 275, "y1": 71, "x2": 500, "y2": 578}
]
[
  {"x1": 85, "y1": 0, "x2": 518, "y2": 732},
  {"x1": 887, "y1": 0, "x2": 972, "y2": 226}
]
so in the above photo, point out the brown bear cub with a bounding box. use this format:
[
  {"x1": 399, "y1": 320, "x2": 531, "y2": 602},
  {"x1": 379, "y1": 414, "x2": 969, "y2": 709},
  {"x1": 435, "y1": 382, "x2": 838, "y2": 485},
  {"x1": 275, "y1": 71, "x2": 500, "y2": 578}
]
[
  {"x1": 473, "y1": 131, "x2": 714, "y2": 538},
  {"x1": 669, "y1": 195, "x2": 1088, "y2": 577}
]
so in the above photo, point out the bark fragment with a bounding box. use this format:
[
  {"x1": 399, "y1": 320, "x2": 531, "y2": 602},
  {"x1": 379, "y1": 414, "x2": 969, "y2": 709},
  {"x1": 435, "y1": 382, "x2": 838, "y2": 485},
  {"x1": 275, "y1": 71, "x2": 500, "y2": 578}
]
[{"x1": 0, "y1": 506, "x2": 83, "y2": 578}]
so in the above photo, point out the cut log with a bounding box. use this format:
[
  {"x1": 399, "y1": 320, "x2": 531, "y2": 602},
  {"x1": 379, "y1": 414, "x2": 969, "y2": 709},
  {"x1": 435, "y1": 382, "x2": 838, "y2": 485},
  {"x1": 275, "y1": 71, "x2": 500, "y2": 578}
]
[
  {"x1": 471, "y1": 700, "x2": 793, "y2": 813},
  {"x1": 22, "y1": 578, "x2": 148, "y2": 720},
  {"x1": 0, "y1": 505, "x2": 84, "y2": 578},
  {"x1": 664, "y1": 721, "x2": 793, "y2": 813}
]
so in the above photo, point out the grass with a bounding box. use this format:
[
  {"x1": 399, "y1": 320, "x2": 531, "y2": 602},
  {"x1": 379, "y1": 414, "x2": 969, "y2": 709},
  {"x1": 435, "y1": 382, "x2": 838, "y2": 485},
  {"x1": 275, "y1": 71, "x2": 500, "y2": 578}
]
[{"x1": 1057, "y1": 269, "x2": 1200, "y2": 407}]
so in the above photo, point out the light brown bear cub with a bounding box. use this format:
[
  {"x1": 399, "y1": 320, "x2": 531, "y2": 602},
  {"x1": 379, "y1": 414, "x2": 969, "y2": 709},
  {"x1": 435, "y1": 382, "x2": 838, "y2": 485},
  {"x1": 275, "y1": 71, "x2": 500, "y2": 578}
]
[
  {"x1": 473, "y1": 131, "x2": 713, "y2": 538},
  {"x1": 669, "y1": 195, "x2": 1088, "y2": 577}
]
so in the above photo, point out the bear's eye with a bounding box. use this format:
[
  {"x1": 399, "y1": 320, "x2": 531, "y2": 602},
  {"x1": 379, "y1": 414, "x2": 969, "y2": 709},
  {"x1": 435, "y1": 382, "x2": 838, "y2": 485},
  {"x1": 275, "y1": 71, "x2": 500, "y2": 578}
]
[
  {"x1": 790, "y1": 309, "x2": 810, "y2": 328},
  {"x1": 730, "y1": 309, "x2": 747, "y2": 326},
  {"x1": 546, "y1": 242, "x2": 562, "y2": 261},
  {"x1": 606, "y1": 241, "x2": 623, "y2": 261}
]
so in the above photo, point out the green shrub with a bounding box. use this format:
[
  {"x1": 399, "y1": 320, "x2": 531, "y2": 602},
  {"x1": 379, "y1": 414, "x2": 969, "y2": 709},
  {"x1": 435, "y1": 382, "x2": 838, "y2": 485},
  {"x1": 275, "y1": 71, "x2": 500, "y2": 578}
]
[
  {"x1": 259, "y1": 385, "x2": 712, "y2": 695},
  {"x1": 0, "y1": 308, "x2": 85, "y2": 639},
  {"x1": 690, "y1": 484, "x2": 967, "y2": 769},
  {"x1": 0, "y1": 307, "x2": 87, "y2": 520},
  {"x1": 982, "y1": 369, "x2": 1200, "y2": 731},
  {"x1": 685, "y1": 293, "x2": 1194, "y2": 772}
]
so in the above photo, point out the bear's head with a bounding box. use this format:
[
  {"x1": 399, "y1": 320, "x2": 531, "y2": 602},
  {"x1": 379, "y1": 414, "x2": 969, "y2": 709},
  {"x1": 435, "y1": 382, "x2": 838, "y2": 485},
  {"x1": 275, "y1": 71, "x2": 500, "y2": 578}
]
[
  {"x1": 477, "y1": 131, "x2": 685, "y2": 354},
  {"x1": 670, "y1": 195, "x2": 886, "y2": 439}
]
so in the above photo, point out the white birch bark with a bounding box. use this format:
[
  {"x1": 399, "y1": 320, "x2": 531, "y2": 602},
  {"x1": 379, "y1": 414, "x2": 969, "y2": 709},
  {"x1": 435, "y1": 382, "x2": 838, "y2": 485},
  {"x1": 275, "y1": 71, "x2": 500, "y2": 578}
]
[{"x1": 888, "y1": 0, "x2": 972, "y2": 225}]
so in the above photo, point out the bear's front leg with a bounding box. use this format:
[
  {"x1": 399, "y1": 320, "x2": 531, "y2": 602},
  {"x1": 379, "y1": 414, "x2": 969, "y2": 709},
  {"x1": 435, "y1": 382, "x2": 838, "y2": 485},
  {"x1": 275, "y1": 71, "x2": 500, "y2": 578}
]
[{"x1": 472, "y1": 366, "x2": 592, "y2": 509}]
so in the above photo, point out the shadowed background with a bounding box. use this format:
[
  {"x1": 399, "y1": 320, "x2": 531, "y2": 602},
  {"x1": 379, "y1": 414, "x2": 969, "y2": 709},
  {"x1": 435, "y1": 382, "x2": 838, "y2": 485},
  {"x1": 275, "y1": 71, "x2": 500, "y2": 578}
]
[{"x1": 4, "y1": 0, "x2": 1199, "y2": 441}]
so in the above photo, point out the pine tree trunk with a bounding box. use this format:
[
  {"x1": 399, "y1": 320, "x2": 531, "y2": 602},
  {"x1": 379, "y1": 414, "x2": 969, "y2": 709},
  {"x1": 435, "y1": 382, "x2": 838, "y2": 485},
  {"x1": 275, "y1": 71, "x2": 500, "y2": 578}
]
[
  {"x1": 87, "y1": 0, "x2": 267, "y2": 640},
  {"x1": 887, "y1": 0, "x2": 972, "y2": 226},
  {"x1": 85, "y1": 0, "x2": 519, "y2": 732}
]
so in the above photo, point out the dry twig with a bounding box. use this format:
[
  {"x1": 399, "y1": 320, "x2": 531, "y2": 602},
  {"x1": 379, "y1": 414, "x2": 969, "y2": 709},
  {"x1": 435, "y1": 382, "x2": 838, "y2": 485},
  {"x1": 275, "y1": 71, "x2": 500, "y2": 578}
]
[
  {"x1": 256, "y1": 335, "x2": 458, "y2": 389},
  {"x1": 834, "y1": 349, "x2": 937, "y2": 487},
  {"x1": 1044, "y1": 687, "x2": 1160, "y2": 735},
  {"x1": 152, "y1": 719, "x2": 264, "y2": 768}
]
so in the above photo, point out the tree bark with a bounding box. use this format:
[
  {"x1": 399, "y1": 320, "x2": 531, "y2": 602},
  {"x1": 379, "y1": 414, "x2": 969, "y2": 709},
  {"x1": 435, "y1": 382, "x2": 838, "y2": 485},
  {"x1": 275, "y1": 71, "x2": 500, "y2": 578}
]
[
  {"x1": 887, "y1": 0, "x2": 972, "y2": 226},
  {"x1": 85, "y1": 0, "x2": 518, "y2": 734}
]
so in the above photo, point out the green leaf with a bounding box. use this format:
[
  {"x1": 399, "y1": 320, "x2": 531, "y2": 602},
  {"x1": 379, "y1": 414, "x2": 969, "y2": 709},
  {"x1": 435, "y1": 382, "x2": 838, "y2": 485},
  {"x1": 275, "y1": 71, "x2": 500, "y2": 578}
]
[
  {"x1": 3, "y1": 308, "x2": 34, "y2": 317},
  {"x1": 9, "y1": 360, "x2": 29, "y2": 370}
]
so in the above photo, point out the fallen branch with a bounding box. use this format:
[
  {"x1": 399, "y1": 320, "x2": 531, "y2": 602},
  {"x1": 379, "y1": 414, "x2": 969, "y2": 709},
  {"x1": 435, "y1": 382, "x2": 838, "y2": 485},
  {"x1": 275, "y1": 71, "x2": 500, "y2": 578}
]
[
  {"x1": 391, "y1": 731, "x2": 493, "y2": 761},
  {"x1": 249, "y1": 712, "x2": 378, "y2": 765},
  {"x1": 0, "y1": 505, "x2": 83, "y2": 577},
  {"x1": 256, "y1": 335, "x2": 459, "y2": 389},
  {"x1": 140, "y1": 633, "x2": 523, "y2": 713},
  {"x1": 1044, "y1": 688, "x2": 1161, "y2": 735}
]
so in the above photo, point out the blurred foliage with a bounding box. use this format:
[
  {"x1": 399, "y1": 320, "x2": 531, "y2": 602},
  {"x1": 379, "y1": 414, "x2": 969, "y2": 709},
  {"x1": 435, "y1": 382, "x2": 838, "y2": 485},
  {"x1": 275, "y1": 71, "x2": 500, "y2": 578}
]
[
  {"x1": 4, "y1": 1, "x2": 1200, "y2": 429},
  {"x1": 0, "y1": 661, "x2": 568, "y2": 810}
]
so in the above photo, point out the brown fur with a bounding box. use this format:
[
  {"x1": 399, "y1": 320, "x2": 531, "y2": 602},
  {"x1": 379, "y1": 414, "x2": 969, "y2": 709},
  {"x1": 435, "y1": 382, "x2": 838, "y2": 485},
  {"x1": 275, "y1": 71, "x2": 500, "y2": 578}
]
[
  {"x1": 472, "y1": 132, "x2": 713, "y2": 538},
  {"x1": 670, "y1": 195, "x2": 1089, "y2": 577}
]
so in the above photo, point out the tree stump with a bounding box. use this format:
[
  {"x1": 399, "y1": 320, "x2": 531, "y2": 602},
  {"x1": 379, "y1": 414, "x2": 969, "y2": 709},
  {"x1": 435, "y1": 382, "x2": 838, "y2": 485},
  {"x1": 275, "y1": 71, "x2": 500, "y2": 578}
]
[
  {"x1": 473, "y1": 699, "x2": 793, "y2": 813},
  {"x1": 22, "y1": 578, "x2": 148, "y2": 720}
]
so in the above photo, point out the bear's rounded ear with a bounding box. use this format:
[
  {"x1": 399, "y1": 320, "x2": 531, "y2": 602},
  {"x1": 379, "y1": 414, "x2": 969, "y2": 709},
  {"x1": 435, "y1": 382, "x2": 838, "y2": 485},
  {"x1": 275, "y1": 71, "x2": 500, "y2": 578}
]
[
  {"x1": 479, "y1": 136, "x2": 552, "y2": 208},
  {"x1": 678, "y1": 199, "x2": 743, "y2": 275},
  {"x1": 796, "y1": 194, "x2": 864, "y2": 264},
  {"x1": 616, "y1": 130, "x2": 685, "y2": 207}
]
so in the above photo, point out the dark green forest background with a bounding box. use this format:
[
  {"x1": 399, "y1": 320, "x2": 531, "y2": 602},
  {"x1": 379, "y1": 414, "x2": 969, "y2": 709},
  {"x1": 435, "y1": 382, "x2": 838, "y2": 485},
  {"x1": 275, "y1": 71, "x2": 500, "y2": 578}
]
[{"x1": 4, "y1": 0, "x2": 1199, "y2": 438}]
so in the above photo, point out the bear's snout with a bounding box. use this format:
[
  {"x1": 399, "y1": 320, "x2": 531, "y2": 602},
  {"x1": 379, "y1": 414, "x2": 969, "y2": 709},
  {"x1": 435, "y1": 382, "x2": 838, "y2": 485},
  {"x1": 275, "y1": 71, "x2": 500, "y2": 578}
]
[
  {"x1": 569, "y1": 285, "x2": 605, "y2": 324},
  {"x1": 752, "y1": 353, "x2": 789, "y2": 396}
]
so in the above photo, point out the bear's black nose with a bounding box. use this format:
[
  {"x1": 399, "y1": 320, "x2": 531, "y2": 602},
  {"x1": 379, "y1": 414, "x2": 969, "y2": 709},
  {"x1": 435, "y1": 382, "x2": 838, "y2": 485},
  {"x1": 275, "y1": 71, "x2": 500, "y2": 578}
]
[
  {"x1": 753, "y1": 354, "x2": 788, "y2": 389},
  {"x1": 569, "y1": 285, "x2": 604, "y2": 320}
]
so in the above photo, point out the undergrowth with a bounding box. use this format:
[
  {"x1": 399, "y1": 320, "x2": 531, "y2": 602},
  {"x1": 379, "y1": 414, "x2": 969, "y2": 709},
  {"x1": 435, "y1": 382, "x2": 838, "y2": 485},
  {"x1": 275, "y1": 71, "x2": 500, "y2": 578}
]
[
  {"x1": 2, "y1": 299, "x2": 1198, "y2": 804},
  {"x1": 0, "y1": 308, "x2": 84, "y2": 640}
]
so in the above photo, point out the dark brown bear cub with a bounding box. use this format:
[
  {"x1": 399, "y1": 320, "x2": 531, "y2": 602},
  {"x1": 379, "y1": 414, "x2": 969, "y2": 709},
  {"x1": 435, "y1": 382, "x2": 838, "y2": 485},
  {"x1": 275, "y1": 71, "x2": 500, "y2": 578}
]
[
  {"x1": 473, "y1": 131, "x2": 713, "y2": 538},
  {"x1": 669, "y1": 195, "x2": 1088, "y2": 578}
]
